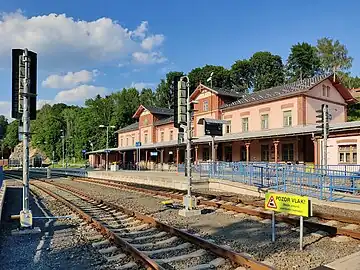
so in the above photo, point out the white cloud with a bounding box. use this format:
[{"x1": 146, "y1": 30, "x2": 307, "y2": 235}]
[
  {"x1": 54, "y1": 85, "x2": 107, "y2": 103},
  {"x1": 42, "y1": 69, "x2": 98, "y2": 88},
  {"x1": 130, "y1": 82, "x2": 155, "y2": 90},
  {"x1": 0, "y1": 11, "x2": 166, "y2": 68},
  {"x1": 0, "y1": 101, "x2": 11, "y2": 120},
  {"x1": 141, "y1": 34, "x2": 165, "y2": 50},
  {"x1": 132, "y1": 52, "x2": 167, "y2": 64},
  {"x1": 132, "y1": 21, "x2": 148, "y2": 39}
]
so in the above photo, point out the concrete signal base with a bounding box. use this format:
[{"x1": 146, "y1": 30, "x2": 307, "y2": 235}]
[
  {"x1": 178, "y1": 209, "x2": 202, "y2": 217},
  {"x1": 11, "y1": 227, "x2": 41, "y2": 235}
]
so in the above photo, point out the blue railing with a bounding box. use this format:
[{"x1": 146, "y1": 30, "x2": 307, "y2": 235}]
[{"x1": 199, "y1": 162, "x2": 360, "y2": 203}]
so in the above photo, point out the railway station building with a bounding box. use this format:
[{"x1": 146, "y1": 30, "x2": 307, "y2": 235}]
[{"x1": 88, "y1": 74, "x2": 360, "y2": 170}]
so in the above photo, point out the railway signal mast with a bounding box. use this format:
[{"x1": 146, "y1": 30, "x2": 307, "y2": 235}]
[
  {"x1": 12, "y1": 48, "x2": 37, "y2": 230},
  {"x1": 316, "y1": 104, "x2": 330, "y2": 171},
  {"x1": 174, "y1": 76, "x2": 201, "y2": 217}
]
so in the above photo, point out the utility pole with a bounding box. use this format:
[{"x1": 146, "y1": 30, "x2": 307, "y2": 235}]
[
  {"x1": 61, "y1": 130, "x2": 65, "y2": 168},
  {"x1": 99, "y1": 125, "x2": 115, "y2": 171}
]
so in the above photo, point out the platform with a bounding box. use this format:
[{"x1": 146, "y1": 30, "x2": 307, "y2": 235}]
[
  {"x1": 84, "y1": 170, "x2": 360, "y2": 212},
  {"x1": 325, "y1": 250, "x2": 360, "y2": 269},
  {"x1": 87, "y1": 170, "x2": 208, "y2": 190}
]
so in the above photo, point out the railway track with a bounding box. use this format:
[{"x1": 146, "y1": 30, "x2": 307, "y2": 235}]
[
  {"x1": 25, "y1": 178, "x2": 272, "y2": 270},
  {"x1": 68, "y1": 176, "x2": 360, "y2": 240}
]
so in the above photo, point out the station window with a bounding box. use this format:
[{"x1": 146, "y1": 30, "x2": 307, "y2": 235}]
[
  {"x1": 132, "y1": 136, "x2": 135, "y2": 146},
  {"x1": 161, "y1": 132, "x2": 164, "y2": 142},
  {"x1": 170, "y1": 130, "x2": 173, "y2": 141},
  {"x1": 242, "y1": 117, "x2": 249, "y2": 132},
  {"x1": 322, "y1": 85, "x2": 331, "y2": 97},
  {"x1": 226, "y1": 121, "x2": 231, "y2": 134},
  {"x1": 126, "y1": 137, "x2": 129, "y2": 146},
  {"x1": 282, "y1": 143, "x2": 294, "y2": 161},
  {"x1": 120, "y1": 138, "x2": 123, "y2": 147},
  {"x1": 339, "y1": 144, "x2": 357, "y2": 164},
  {"x1": 203, "y1": 100, "x2": 209, "y2": 112},
  {"x1": 261, "y1": 114, "x2": 269, "y2": 129},
  {"x1": 283, "y1": 110, "x2": 292, "y2": 127},
  {"x1": 144, "y1": 134, "x2": 148, "y2": 144}
]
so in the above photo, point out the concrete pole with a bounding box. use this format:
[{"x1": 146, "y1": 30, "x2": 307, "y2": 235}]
[
  {"x1": 22, "y1": 48, "x2": 30, "y2": 214},
  {"x1": 186, "y1": 94, "x2": 192, "y2": 199},
  {"x1": 62, "y1": 133, "x2": 65, "y2": 168}
]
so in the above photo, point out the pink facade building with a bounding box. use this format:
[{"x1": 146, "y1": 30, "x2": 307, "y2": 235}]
[{"x1": 88, "y1": 74, "x2": 360, "y2": 169}]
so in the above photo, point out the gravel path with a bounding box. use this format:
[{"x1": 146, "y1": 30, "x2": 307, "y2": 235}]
[
  {"x1": 0, "y1": 185, "x2": 106, "y2": 270},
  {"x1": 60, "y1": 178, "x2": 360, "y2": 270}
]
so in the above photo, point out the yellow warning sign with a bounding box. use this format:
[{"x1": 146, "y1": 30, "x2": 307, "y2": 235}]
[{"x1": 265, "y1": 192, "x2": 310, "y2": 217}]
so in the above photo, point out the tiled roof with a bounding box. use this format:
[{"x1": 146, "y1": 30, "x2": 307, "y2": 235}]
[
  {"x1": 115, "y1": 122, "x2": 139, "y2": 134},
  {"x1": 213, "y1": 88, "x2": 244, "y2": 98},
  {"x1": 154, "y1": 116, "x2": 174, "y2": 126},
  {"x1": 221, "y1": 74, "x2": 331, "y2": 109},
  {"x1": 88, "y1": 120, "x2": 360, "y2": 154},
  {"x1": 146, "y1": 106, "x2": 173, "y2": 116}
]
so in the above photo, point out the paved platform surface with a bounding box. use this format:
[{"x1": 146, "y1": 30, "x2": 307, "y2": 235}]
[{"x1": 326, "y1": 250, "x2": 360, "y2": 269}]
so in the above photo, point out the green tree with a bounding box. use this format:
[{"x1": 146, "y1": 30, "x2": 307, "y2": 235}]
[
  {"x1": 230, "y1": 59, "x2": 253, "y2": 93},
  {"x1": 286, "y1": 42, "x2": 321, "y2": 81},
  {"x1": 0, "y1": 115, "x2": 8, "y2": 139},
  {"x1": 250, "y1": 51, "x2": 285, "y2": 91},
  {"x1": 188, "y1": 65, "x2": 230, "y2": 93},
  {"x1": 155, "y1": 71, "x2": 184, "y2": 108},
  {"x1": 317, "y1": 38, "x2": 353, "y2": 77},
  {"x1": 4, "y1": 120, "x2": 19, "y2": 151},
  {"x1": 139, "y1": 88, "x2": 155, "y2": 107}
]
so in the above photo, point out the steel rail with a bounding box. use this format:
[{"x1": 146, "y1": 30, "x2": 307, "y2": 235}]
[
  {"x1": 36, "y1": 180, "x2": 274, "y2": 270},
  {"x1": 72, "y1": 177, "x2": 360, "y2": 240},
  {"x1": 31, "y1": 181, "x2": 164, "y2": 270}
]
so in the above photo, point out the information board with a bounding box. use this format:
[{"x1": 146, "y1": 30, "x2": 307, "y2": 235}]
[{"x1": 265, "y1": 192, "x2": 310, "y2": 217}]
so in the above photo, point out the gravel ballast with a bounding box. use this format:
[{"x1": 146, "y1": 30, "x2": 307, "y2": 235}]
[
  {"x1": 0, "y1": 185, "x2": 108, "y2": 270},
  {"x1": 60, "y1": 178, "x2": 360, "y2": 270}
]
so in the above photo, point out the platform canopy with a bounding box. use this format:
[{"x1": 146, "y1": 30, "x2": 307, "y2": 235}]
[{"x1": 197, "y1": 118, "x2": 229, "y2": 125}]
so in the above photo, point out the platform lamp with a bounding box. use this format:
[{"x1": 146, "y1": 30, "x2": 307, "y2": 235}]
[{"x1": 99, "y1": 125, "x2": 116, "y2": 171}]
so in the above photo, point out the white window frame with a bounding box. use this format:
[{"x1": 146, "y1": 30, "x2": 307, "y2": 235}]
[
  {"x1": 242, "y1": 117, "x2": 249, "y2": 132},
  {"x1": 261, "y1": 114, "x2": 269, "y2": 129},
  {"x1": 339, "y1": 144, "x2": 357, "y2": 164},
  {"x1": 283, "y1": 110, "x2": 292, "y2": 127}
]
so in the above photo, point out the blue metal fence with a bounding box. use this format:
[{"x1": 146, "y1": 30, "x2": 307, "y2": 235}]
[{"x1": 199, "y1": 162, "x2": 360, "y2": 203}]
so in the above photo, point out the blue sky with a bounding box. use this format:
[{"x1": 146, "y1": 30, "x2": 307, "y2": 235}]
[{"x1": 0, "y1": 0, "x2": 360, "y2": 119}]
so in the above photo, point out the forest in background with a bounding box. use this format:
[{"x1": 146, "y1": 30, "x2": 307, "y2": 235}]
[{"x1": 0, "y1": 37, "x2": 359, "y2": 161}]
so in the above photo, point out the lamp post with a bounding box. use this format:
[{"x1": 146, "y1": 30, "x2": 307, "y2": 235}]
[
  {"x1": 60, "y1": 129, "x2": 65, "y2": 168},
  {"x1": 99, "y1": 125, "x2": 116, "y2": 171}
]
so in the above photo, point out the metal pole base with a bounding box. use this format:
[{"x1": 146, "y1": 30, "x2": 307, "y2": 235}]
[
  {"x1": 179, "y1": 195, "x2": 201, "y2": 217},
  {"x1": 19, "y1": 209, "x2": 33, "y2": 228}
]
